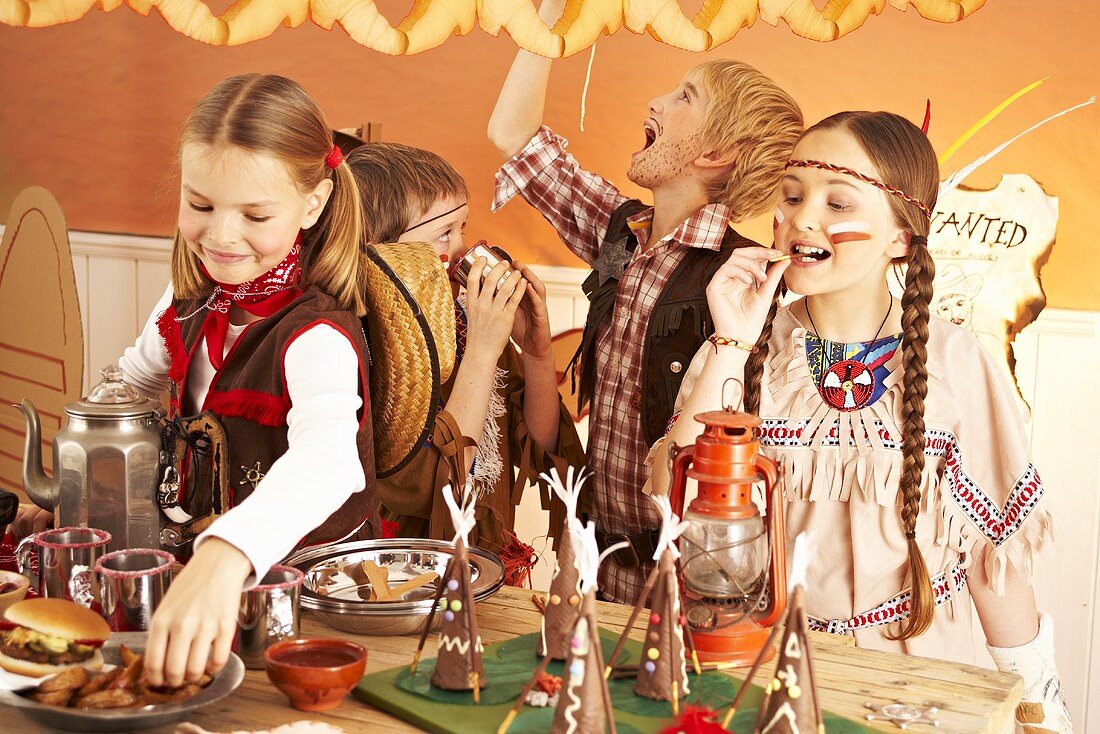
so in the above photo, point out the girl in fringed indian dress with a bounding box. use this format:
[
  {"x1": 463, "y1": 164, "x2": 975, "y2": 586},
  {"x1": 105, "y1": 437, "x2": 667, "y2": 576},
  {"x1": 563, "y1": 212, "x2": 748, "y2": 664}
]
[{"x1": 649, "y1": 111, "x2": 1071, "y2": 733}]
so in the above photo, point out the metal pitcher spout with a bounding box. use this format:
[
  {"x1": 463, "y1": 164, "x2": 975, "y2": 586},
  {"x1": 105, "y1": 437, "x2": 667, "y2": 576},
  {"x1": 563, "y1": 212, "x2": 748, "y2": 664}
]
[{"x1": 15, "y1": 398, "x2": 60, "y2": 510}]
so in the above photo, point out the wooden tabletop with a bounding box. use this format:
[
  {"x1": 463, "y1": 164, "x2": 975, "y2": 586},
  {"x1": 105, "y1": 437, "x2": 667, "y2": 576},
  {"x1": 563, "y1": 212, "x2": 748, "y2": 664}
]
[{"x1": 7, "y1": 586, "x2": 1021, "y2": 733}]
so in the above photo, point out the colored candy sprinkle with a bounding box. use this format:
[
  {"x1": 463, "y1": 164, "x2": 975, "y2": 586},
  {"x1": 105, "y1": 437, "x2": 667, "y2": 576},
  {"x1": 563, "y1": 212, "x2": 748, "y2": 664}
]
[
  {"x1": 444, "y1": 610, "x2": 455, "y2": 623},
  {"x1": 650, "y1": 612, "x2": 661, "y2": 625},
  {"x1": 648, "y1": 630, "x2": 660, "y2": 643},
  {"x1": 447, "y1": 579, "x2": 459, "y2": 591},
  {"x1": 644, "y1": 661, "x2": 656, "y2": 673},
  {"x1": 568, "y1": 595, "x2": 580, "y2": 606},
  {"x1": 646, "y1": 647, "x2": 660, "y2": 661},
  {"x1": 450, "y1": 599, "x2": 463, "y2": 612},
  {"x1": 550, "y1": 594, "x2": 562, "y2": 605},
  {"x1": 789, "y1": 684, "x2": 802, "y2": 699}
]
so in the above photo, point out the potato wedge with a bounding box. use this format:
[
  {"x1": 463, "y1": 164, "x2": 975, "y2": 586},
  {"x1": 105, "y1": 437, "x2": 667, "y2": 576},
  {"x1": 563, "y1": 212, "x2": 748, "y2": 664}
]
[
  {"x1": 30, "y1": 689, "x2": 74, "y2": 706},
  {"x1": 75, "y1": 688, "x2": 137, "y2": 709},
  {"x1": 38, "y1": 666, "x2": 88, "y2": 692},
  {"x1": 77, "y1": 667, "x2": 121, "y2": 697}
]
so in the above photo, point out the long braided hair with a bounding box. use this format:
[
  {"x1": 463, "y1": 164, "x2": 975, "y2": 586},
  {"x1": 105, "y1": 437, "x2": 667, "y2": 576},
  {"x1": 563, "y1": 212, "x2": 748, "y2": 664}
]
[{"x1": 747, "y1": 111, "x2": 940, "y2": 638}]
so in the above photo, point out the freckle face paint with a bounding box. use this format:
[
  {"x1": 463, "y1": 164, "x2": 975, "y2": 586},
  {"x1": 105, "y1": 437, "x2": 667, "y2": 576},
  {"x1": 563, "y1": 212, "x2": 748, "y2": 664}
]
[
  {"x1": 773, "y1": 207, "x2": 784, "y2": 231},
  {"x1": 826, "y1": 221, "x2": 873, "y2": 245}
]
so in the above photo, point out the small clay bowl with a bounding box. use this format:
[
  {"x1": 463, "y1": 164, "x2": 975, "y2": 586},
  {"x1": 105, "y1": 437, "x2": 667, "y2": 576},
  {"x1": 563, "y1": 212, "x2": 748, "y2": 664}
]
[
  {"x1": 0, "y1": 570, "x2": 30, "y2": 614},
  {"x1": 263, "y1": 638, "x2": 367, "y2": 712}
]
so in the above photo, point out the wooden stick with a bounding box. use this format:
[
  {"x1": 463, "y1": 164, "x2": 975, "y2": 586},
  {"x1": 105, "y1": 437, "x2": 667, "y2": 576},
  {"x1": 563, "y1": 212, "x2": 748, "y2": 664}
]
[
  {"x1": 410, "y1": 555, "x2": 455, "y2": 673},
  {"x1": 531, "y1": 593, "x2": 546, "y2": 613},
  {"x1": 666, "y1": 567, "x2": 680, "y2": 716},
  {"x1": 682, "y1": 619, "x2": 703, "y2": 676},
  {"x1": 498, "y1": 606, "x2": 583, "y2": 734},
  {"x1": 604, "y1": 563, "x2": 660, "y2": 678},
  {"x1": 611, "y1": 661, "x2": 740, "y2": 679},
  {"x1": 797, "y1": 593, "x2": 825, "y2": 732},
  {"x1": 459, "y1": 540, "x2": 482, "y2": 703},
  {"x1": 720, "y1": 611, "x2": 786, "y2": 730},
  {"x1": 588, "y1": 606, "x2": 617, "y2": 734}
]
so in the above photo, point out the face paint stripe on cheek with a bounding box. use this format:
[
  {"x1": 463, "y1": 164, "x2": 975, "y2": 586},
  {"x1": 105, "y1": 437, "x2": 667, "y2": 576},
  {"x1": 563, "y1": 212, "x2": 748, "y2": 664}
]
[
  {"x1": 826, "y1": 221, "x2": 873, "y2": 245},
  {"x1": 773, "y1": 207, "x2": 784, "y2": 231}
]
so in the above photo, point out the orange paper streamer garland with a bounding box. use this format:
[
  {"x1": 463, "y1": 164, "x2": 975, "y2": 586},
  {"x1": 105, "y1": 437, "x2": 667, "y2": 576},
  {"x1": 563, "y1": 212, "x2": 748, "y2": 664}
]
[{"x1": 0, "y1": 0, "x2": 986, "y2": 56}]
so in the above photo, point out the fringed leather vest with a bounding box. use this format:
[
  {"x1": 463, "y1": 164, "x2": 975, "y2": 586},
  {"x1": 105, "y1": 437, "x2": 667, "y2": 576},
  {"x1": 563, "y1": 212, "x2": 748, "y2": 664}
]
[
  {"x1": 157, "y1": 288, "x2": 380, "y2": 547},
  {"x1": 574, "y1": 200, "x2": 758, "y2": 446}
]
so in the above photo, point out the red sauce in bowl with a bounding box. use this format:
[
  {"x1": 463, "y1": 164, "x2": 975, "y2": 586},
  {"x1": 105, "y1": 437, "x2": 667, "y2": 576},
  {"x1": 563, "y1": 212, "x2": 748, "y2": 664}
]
[
  {"x1": 263, "y1": 638, "x2": 367, "y2": 712},
  {"x1": 273, "y1": 647, "x2": 362, "y2": 668}
]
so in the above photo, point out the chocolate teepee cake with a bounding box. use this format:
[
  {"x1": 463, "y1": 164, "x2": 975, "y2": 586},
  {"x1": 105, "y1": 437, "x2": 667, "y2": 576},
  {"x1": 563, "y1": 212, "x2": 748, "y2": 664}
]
[
  {"x1": 550, "y1": 522, "x2": 616, "y2": 734},
  {"x1": 752, "y1": 585, "x2": 822, "y2": 734},
  {"x1": 721, "y1": 535, "x2": 823, "y2": 734},
  {"x1": 500, "y1": 519, "x2": 619, "y2": 734},
  {"x1": 417, "y1": 483, "x2": 487, "y2": 696},
  {"x1": 606, "y1": 494, "x2": 695, "y2": 712},
  {"x1": 538, "y1": 467, "x2": 586, "y2": 660}
]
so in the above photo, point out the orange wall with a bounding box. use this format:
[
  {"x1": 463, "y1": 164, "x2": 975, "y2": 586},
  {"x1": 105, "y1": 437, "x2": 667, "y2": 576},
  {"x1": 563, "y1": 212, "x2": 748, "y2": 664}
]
[{"x1": 1, "y1": 1, "x2": 1097, "y2": 309}]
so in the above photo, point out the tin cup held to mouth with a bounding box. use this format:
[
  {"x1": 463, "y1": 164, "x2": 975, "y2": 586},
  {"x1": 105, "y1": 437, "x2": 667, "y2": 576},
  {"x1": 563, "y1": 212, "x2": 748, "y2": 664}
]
[
  {"x1": 237, "y1": 565, "x2": 304, "y2": 669},
  {"x1": 450, "y1": 241, "x2": 514, "y2": 291}
]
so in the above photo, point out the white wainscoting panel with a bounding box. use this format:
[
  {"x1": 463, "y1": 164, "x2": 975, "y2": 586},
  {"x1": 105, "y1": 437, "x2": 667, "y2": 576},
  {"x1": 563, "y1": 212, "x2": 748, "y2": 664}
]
[{"x1": 49, "y1": 230, "x2": 1100, "y2": 727}]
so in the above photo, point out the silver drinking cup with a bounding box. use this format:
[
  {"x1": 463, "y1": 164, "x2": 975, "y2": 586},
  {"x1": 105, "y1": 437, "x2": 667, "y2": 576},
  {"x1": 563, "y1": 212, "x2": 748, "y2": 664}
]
[
  {"x1": 15, "y1": 526, "x2": 111, "y2": 601},
  {"x1": 237, "y1": 565, "x2": 303, "y2": 669},
  {"x1": 94, "y1": 548, "x2": 174, "y2": 631}
]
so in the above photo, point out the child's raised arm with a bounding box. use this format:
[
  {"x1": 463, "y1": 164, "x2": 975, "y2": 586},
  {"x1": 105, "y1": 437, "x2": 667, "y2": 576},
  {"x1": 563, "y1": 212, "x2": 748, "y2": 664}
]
[{"x1": 487, "y1": 0, "x2": 566, "y2": 159}]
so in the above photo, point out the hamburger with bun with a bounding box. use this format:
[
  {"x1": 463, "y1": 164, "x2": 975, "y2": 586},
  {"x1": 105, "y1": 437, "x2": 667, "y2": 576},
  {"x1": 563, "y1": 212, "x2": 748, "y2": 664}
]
[{"x1": 0, "y1": 598, "x2": 110, "y2": 677}]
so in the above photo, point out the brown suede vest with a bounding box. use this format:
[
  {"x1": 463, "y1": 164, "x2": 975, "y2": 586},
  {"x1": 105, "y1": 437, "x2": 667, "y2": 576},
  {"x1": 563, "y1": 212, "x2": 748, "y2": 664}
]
[
  {"x1": 575, "y1": 200, "x2": 759, "y2": 446},
  {"x1": 158, "y1": 288, "x2": 380, "y2": 547}
]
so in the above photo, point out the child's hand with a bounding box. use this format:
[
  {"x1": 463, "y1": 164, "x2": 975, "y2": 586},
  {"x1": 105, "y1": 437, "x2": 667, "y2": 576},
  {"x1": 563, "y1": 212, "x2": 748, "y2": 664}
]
[
  {"x1": 706, "y1": 247, "x2": 789, "y2": 343},
  {"x1": 4, "y1": 505, "x2": 52, "y2": 541},
  {"x1": 143, "y1": 538, "x2": 251, "y2": 687},
  {"x1": 465, "y1": 258, "x2": 527, "y2": 363},
  {"x1": 509, "y1": 261, "x2": 552, "y2": 362}
]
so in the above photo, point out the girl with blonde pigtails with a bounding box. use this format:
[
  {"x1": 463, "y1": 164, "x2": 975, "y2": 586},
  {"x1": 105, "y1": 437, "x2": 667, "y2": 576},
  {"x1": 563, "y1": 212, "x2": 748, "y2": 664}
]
[{"x1": 649, "y1": 111, "x2": 1071, "y2": 733}]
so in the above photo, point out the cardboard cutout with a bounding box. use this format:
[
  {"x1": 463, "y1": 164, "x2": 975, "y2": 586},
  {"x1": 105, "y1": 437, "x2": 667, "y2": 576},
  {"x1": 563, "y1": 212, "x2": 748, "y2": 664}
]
[{"x1": 0, "y1": 187, "x2": 83, "y2": 501}]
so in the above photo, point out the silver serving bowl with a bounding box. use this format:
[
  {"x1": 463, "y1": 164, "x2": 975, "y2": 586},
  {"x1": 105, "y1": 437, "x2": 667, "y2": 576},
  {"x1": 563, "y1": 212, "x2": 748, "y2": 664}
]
[
  {"x1": 286, "y1": 538, "x2": 505, "y2": 636},
  {"x1": 0, "y1": 632, "x2": 244, "y2": 732}
]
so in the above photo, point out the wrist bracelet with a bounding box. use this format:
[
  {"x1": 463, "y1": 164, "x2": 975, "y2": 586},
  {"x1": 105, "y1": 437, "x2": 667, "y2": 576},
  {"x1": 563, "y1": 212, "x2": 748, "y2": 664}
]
[{"x1": 708, "y1": 334, "x2": 758, "y2": 354}]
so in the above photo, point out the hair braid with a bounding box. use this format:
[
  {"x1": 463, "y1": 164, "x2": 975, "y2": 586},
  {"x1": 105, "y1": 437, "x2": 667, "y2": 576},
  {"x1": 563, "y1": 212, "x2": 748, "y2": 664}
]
[
  {"x1": 743, "y1": 285, "x2": 785, "y2": 414},
  {"x1": 886, "y1": 239, "x2": 936, "y2": 640}
]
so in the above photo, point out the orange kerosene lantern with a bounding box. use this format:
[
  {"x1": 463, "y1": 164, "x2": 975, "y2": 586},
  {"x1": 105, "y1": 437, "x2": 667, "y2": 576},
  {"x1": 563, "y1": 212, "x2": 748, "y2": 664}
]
[{"x1": 667, "y1": 405, "x2": 787, "y2": 666}]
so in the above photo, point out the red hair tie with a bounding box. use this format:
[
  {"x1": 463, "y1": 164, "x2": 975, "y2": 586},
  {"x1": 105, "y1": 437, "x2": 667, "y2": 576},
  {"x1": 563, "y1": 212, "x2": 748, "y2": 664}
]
[{"x1": 325, "y1": 145, "x2": 343, "y2": 169}]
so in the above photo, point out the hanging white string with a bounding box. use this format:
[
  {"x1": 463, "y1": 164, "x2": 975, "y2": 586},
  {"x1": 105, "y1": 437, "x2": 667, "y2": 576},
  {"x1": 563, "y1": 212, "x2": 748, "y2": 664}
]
[
  {"x1": 648, "y1": 493, "x2": 690, "y2": 561},
  {"x1": 442, "y1": 481, "x2": 477, "y2": 546},
  {"x1": 579, "y1": 43, "x2": 597, "y2": 132}
]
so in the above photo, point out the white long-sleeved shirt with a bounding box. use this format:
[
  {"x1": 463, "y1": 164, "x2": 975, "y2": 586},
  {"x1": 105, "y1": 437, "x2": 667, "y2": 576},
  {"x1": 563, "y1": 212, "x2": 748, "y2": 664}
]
[{"x1": 120, "y1": 286, "x2": 365, "y2": 585}]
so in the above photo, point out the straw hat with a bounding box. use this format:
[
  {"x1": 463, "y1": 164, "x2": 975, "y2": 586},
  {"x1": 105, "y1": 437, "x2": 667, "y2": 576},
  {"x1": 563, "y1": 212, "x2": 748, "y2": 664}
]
[{"x1": 362, "y1": 243, "x2": 457, "y2": 477}]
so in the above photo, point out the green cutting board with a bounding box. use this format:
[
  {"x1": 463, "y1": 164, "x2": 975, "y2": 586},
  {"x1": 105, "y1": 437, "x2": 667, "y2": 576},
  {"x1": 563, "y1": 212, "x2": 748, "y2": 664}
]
[{"x1": 353, "y1": 631, "x2": 873, "y2": 733}]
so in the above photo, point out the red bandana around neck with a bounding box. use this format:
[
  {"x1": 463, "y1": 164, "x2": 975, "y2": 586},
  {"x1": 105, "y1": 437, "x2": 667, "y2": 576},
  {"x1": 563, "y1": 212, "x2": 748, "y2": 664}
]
[{"x1": 194, "y1": 238, "x2": 303, "y2": 370}]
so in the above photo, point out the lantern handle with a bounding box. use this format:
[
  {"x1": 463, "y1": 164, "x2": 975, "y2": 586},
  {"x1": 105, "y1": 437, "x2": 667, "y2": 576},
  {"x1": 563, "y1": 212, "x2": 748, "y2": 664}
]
[
  {"x1": 721, "y1": 378, "x2": 744, "y2": 412},
  {"x1": 753, "y1": 453, "x2": 788, "y2": 628},
  {"x1": 667, "y1": 443, "x2": 696, "y2": 519}
]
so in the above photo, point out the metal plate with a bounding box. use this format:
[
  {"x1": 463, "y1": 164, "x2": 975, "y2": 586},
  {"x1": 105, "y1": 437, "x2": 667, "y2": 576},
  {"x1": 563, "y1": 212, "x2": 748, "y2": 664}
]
[
  {"x1": 286, "y1": 539, "x2": 505, "y2": 636},
  {"x1": 0, "y1": 632, "x2": 244, "y2": 732}
]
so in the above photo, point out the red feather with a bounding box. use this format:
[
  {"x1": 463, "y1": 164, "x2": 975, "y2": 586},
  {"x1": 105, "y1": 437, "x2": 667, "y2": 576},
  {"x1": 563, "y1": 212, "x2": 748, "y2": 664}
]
[
  {"x1": 658, "y1": 706, "x2": 730, "y2": 734},
  {"x1": 921, "y1": 99, "x2": 932, "y2": 134}
]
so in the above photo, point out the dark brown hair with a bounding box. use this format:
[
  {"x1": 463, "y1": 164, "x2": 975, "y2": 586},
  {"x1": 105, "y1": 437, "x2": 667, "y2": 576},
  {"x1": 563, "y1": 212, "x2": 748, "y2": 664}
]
[
  {"x1": 171, "y1": 74, "x2": 366, "y2": 314},
  {"x1": 746, "y1": 111, "x2": 939, "y2": 639},
  {"x1": 345, "y1": 142, "x2": 469, "y2": 244}
]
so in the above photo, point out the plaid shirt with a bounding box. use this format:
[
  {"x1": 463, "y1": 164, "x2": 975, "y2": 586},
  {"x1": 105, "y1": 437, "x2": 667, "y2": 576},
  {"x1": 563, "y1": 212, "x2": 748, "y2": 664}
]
[{"x1": 494, "y1": 126, "x2": 733, "y2": 603}]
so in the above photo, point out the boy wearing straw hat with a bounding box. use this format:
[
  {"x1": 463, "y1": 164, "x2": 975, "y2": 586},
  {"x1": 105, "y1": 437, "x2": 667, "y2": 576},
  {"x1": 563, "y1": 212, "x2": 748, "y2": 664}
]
[
  {"x1": 488, "y1": 0, "x2": 803, "y2": 604},
  {"x1": 347, "y1": 143, "x2": 585, "y2": 572}
]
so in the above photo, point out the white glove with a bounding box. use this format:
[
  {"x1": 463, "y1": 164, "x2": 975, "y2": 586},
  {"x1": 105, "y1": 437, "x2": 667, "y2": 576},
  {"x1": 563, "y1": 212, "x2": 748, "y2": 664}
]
[{"x1": 986, "y1": 612, "x2": 1073, "y2": 734}]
